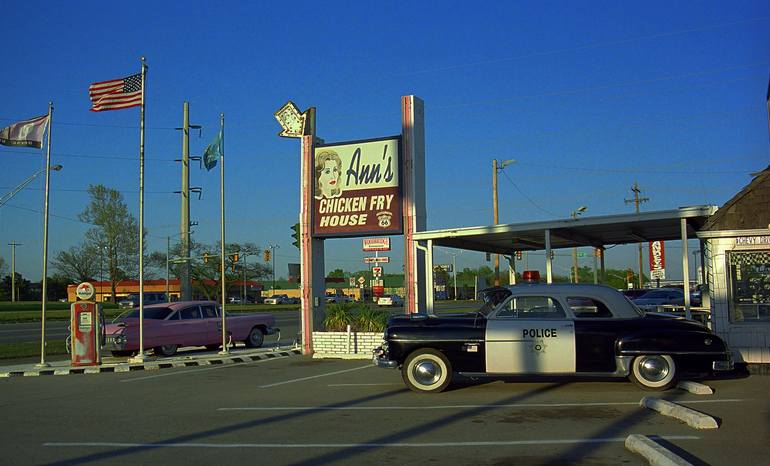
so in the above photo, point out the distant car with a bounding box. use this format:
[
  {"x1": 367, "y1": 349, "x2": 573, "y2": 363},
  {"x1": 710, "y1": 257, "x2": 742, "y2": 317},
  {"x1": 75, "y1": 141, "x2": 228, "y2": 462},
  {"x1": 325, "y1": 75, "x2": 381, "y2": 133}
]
[
  {"x1": 632, "y1": 289, "x2": 685, "y2": 310},
  {"x1": 621, "y1": 289, "x2": 651, "y2": 300},
  {"x1": 373, "y1": 283, "x2": 733, "y2": 393},
  {"x1": 118, "y1": 292, "x2": 167, "y2": 309},
  {"x1": 263, "y1": 294, "x2": 299, "y2": 305},
  {"x1": 103, "y1": 300, "x2": 278, "y2": 357},
  {"x1": 326, "y1": 292, "x2": 352, "y2": 304},
  {"x1": 377, "y1": 294, "x2": 404, "y2": 307}
]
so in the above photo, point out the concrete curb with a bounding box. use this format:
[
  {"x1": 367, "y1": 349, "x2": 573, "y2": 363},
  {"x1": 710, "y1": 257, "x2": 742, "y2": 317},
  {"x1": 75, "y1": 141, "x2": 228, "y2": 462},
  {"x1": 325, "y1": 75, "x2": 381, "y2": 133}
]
[
  {"x1": 677, "y1": 381, "x2": 714, "y2": 395},
  {"x1": 625, "y1": 434, "x2": 694, "y2": 466},
  {"x1": 0, "y1": 348, "x2": 302, "y2": 378},
  {"x1": 640, "y1": 397, "x2": 719, "y2": 430},
  {"x1": 313, "y1": 353, "x2": 373, "y2": 360}
]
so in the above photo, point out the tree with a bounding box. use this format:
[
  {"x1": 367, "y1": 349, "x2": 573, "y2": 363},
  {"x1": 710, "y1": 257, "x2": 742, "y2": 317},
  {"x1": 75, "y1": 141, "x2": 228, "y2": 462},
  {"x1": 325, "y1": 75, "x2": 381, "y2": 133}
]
[
  {"x1": 51, "y1": 244, "x2": 99, "y2": 283},
  {"x1": 147, "y1": 240, "x2": 271, "y2": 302},
  {"x1": 327, "y1": 268, "x2": 346, "y2": 279},
  {"x1": 1, "y1": 273, "x2": 31, "y2": 301},
  {"x1": 0, "y1": 256, "x2": 6, "y2": 277},
  {"x1": 78, "y1": 184, "x2": 141, "y2": 302}
]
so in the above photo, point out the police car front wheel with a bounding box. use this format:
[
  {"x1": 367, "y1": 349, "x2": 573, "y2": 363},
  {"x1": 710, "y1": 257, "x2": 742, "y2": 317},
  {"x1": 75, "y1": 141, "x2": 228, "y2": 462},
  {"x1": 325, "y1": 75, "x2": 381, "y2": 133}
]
[
  {"x1": 402, "y1": 349, "x2": 452, "y2": 393},
  {"x1": 629, "y1": 354, "x2": 677, "y2": 390}
]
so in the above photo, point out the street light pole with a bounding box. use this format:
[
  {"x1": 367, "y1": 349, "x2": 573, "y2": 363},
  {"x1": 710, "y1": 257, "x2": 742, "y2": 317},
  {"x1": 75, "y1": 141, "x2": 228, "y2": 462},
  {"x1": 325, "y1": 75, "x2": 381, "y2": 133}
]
[
  {"x1": 571, "y1": 206, "x2": 587, "y2": 283},
  {"x1": 8, "y1": 242, "x2": 21, "y2": 302}
]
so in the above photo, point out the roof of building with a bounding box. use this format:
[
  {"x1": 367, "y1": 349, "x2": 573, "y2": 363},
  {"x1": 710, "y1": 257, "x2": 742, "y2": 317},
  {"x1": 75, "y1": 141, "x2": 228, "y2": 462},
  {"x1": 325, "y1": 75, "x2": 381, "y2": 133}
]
[
  {"x1": 701, "y1": 164, "x2": 770, "y2": 232},
  {"x1": 412, "y1": 205, "x2": 717, "y2": 254}
]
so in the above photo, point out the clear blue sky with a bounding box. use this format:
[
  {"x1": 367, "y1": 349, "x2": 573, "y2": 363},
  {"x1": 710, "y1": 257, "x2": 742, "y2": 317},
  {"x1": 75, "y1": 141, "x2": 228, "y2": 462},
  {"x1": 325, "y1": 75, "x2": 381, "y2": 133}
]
[{"x1": 1, "y1": 1, "x2": 768, "y2": 284}]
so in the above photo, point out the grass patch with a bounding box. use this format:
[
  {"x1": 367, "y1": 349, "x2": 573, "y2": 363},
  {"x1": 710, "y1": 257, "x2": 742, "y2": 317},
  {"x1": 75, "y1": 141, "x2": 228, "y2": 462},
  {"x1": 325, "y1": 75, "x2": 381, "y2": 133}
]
[{"x1": 0, "y1": 340, "x2": 68, "y2": 360}]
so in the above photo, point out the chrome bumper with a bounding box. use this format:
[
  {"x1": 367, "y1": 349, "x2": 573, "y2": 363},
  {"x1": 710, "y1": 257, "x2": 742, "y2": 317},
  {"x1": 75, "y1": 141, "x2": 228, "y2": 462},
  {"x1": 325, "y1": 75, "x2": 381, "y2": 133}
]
[
  {"x1": 713, "y1": 359, "x2": 734, "y2": 371},
  {"x1": 372, "y1": 346, "x2": 398, "y2": 369}
]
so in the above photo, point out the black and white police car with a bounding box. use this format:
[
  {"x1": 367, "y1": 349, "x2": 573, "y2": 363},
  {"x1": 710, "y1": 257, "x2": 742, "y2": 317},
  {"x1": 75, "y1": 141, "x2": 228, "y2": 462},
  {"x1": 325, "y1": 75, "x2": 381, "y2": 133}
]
[{"x1": 373, "y1": 274, "x2": 733, "y2": 393}]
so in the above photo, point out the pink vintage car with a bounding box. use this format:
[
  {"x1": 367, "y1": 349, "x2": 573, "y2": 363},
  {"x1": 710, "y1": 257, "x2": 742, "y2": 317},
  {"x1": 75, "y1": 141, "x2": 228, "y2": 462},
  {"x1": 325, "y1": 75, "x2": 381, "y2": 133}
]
[{"x1": 103, "y1": 300, "x2": 278, "y2": 357}]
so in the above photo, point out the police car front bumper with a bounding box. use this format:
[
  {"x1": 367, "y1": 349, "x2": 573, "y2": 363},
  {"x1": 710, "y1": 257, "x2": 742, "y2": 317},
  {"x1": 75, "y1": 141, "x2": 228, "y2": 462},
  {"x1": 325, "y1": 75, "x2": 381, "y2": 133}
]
[{"x1": 372, "y1": 346, "x2": 398, "y2": 369}]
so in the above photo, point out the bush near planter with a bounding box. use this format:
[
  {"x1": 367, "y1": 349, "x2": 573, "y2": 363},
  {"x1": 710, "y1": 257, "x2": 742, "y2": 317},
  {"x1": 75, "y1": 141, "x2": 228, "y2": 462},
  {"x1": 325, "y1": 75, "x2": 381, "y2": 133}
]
[{"x1": 324, "y1": 303, "x2": 388, "y2": 332}]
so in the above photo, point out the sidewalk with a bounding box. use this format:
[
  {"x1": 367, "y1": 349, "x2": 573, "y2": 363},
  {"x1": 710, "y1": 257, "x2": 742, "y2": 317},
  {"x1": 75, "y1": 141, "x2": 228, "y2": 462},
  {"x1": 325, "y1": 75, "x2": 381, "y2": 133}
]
[{"x1": 0, "y1": 343, "x2": 301, "y2": 378}]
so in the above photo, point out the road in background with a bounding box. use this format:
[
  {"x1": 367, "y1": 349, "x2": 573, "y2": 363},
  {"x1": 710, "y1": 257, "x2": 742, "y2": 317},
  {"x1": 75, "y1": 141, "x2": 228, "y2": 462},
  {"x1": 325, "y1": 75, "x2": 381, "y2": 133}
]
[{"x1": 0, "y1": 301, "x2": 482, "y2": 344}]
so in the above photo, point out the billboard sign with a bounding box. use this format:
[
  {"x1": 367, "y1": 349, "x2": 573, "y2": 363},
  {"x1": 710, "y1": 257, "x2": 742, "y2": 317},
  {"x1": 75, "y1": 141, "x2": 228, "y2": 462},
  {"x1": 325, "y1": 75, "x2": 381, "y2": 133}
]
[
  {"x1": 312, "y1": 137, "x2": 402, "y2": 237},
  {"x1": 362, "y1": 237, "x2": 391, "y2": 252},
  {"x1": 372, "y1": 266, "x2": 382, "y2": 277},
  {"x1": 648, "y1": 240, "x2": 666, "y2": 280}
]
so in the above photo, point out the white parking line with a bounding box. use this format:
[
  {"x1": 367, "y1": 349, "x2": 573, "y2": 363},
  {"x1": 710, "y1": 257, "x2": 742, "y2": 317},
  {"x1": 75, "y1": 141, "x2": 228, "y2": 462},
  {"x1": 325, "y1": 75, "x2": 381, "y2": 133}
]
[
  {"x1": 328, "y1": 383, "x2": 403, "y2": 387},
  {"x1": 43, "y1": 436, "x2": 700, "y2": 449},
  {"x1": 218, "y1": 399, "x2": 745, "y2": 411},
  {"x1": 257, "y1": 365, "x2": 372, "y2": 388},
  {"x1": 120, "y1": 356, "x2": 286, "y2": 383}
]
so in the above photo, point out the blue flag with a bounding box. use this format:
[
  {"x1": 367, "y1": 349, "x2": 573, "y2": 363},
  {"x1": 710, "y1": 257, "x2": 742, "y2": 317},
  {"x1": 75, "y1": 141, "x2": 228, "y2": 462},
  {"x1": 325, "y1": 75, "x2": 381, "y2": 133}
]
[{"x1": 203, "y1": 130, "x2": 222, "y2": 171}]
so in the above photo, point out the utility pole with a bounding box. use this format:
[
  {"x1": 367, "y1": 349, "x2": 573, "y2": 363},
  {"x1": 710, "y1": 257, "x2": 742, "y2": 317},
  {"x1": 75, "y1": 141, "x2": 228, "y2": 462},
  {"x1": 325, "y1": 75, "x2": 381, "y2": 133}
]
[
  {"x1": 492, "y1": 159, "x2": 515, "y2": 287},
  {"x1": 175, "y1": 102, "x2": 201, "y2": 301},
  {"x1": 8, "y1": 242, "x2": 21, "y2": 302},
  {"x1": 625, "y1": 182, "x2": 649, "y2": 289},
  {"x1": 571, "y1": 206, "x2": 587, "y2": 283},
  {"x1": 492, "y1": 160, "x2": 499, "y2": 286}
]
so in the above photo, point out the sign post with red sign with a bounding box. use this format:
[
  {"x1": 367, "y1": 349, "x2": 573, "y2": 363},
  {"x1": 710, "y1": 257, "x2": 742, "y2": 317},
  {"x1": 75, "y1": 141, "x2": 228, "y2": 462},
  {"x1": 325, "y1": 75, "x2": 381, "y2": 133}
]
[{"x1": 649, "y1": 241, "x2": 666, "y2": 281}]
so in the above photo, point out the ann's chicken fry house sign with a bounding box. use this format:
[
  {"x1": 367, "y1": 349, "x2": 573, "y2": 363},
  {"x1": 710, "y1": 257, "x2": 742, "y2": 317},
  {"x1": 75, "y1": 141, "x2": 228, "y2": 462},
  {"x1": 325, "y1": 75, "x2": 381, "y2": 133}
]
[{"x1": 312, "y1": 136, "x2": 402, "y2": 237}]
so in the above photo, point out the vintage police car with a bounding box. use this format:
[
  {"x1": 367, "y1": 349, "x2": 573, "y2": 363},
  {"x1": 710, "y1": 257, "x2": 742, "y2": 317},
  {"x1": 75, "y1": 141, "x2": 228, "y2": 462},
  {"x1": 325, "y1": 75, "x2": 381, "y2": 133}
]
[{"x1": 373, "y1": 282, "x2": 733, "y2": 393}]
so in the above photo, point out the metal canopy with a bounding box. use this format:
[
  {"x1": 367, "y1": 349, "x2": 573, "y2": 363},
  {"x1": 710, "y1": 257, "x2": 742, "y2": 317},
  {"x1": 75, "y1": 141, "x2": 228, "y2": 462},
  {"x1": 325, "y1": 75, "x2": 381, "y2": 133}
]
[{"x1": 412, "y1": 205, "x2": 718, "y2": 254}]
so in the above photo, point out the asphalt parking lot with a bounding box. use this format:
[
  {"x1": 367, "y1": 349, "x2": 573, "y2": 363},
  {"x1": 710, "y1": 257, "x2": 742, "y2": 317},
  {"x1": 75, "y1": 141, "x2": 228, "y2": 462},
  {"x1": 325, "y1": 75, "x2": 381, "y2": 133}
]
[{"x1": 1, "y1": 353, "x2": 768, "y2": 466}]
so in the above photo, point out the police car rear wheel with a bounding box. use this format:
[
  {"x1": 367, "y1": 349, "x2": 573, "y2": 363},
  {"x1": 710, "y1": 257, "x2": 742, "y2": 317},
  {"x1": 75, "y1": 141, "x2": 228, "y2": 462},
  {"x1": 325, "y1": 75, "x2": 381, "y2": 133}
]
[
  {"x1": 402, "y1": 349, "x2": 452, "y2": 393},
  {"x1": 629, "y1": 354, "x2": 677, "y2": 390}
]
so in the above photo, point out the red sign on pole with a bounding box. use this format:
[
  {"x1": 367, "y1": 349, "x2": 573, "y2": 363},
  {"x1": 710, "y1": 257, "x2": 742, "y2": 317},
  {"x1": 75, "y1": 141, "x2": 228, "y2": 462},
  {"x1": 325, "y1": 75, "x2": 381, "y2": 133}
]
[{"x1": 648, "y1": 241, "x2": 666, "y2": 280}]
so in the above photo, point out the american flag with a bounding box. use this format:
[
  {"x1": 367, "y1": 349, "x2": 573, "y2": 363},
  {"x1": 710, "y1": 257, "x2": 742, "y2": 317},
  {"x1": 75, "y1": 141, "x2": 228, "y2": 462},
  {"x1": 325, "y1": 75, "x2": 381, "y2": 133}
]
[{"x1": 88, "y1": 73, "x2": 142, "y2": 112}]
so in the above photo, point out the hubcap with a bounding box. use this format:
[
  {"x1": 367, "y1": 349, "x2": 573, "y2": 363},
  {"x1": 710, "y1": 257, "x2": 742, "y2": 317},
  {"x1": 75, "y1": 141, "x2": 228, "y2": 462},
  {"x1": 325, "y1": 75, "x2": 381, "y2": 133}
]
[
  {"x1": 413, "y1": 359, "x2": 442, "y2": 386},
  {"x1": 638, "y1": 356, "x2": 669, "y2": 382}
]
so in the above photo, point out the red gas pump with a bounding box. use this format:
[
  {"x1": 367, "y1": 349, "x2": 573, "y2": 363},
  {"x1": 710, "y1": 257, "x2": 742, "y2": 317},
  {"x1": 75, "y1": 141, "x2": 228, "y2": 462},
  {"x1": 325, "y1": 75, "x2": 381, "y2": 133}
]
[{"x1": 70, "y1": 282, "x2": 104, "y2": 366}]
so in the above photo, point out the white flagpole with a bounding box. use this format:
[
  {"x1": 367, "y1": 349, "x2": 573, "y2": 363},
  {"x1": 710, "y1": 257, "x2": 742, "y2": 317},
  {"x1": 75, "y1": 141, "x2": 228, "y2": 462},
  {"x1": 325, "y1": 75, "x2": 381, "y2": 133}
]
[
  {"x1": 36, "y1": 102, "x2": 54, "y2": 368},
  {"x1": 218, "y1": 113, "x2": 228, "y2": 354},
  {"x1": 132, "y1": 57, "x2": 147, "y2": 363}
]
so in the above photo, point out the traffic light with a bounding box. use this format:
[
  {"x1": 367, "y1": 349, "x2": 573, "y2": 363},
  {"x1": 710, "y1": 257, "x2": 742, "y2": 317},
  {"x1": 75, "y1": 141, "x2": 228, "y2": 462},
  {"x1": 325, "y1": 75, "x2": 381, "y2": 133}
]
[
  {"x1": 515, "y1": 251, "x2": 523, "y2": 260},
  {"x1": 291, "y1": 223, "x2": 300, "y2": 249},
  {"x1": 203, "y1": 253, "x2": 209, "y2": 263},
  {"x1": 264, "y1": 249, "x2": 271, "y2": 263},
  {"x1": 233, "y1": 253, "x2": 239, "y2": 263}
]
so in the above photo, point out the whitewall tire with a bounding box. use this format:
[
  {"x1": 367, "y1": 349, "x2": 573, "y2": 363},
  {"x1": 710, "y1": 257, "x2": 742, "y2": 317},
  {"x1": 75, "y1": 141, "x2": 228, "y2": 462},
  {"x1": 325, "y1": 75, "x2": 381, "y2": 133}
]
[
  {"x1": 402, "y1": 349, "x2": 452, "y2": 393},
  {"x1": 629, "y1": 354, "x2": 677, "y2": 390}
]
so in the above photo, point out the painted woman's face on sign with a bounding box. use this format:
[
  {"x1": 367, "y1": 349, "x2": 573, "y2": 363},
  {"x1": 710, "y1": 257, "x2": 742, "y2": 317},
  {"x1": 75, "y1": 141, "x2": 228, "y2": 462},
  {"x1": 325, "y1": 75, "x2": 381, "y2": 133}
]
[{"x1": 314, "y1": 151, "x2": 343, "y2": 199}]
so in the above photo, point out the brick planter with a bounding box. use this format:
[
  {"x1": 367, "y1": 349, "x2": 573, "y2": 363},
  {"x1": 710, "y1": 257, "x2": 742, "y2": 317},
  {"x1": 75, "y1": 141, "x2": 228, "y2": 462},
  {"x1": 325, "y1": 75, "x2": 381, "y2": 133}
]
[{"x1": 312, "y1": 331, "x2": 384, "y2": 359}]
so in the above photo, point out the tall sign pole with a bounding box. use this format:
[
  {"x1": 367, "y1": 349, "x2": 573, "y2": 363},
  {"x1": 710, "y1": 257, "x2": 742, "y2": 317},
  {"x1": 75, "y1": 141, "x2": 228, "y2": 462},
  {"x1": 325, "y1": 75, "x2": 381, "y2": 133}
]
[
  {"x1": 131, "y1": 57, "x2": 147, "y2": 363},
  {"x1": 402, "y1": 95, "x2": 427, "y2": 313},
  {"x1": 37, "y1": 102, "x2": 54, "y2": 367},
  {"x1": 218, "y1": 113, "x2": 228, "y2": 354},
  {"x1": 299, "y1": 108, "x2": 327, "y2": 354}
]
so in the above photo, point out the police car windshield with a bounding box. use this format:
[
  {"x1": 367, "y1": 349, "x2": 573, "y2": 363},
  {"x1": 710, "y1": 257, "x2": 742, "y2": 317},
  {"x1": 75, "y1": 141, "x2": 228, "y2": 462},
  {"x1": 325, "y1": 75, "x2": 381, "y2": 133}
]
[
  {"x1": 123, "y1": 307, "x2": 174, "y2": 320},
  {"x1": 476, "y1": 287, "x2": 512, "y2": 316}
]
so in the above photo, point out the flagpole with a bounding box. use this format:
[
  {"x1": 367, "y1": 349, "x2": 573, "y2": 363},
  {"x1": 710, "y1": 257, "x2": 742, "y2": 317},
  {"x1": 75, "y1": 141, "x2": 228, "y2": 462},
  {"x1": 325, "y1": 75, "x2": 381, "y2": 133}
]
[
  {"x1": 132, "y1": 57, "x2": 147, "y2": 363},
  {"x1": 218, "y1": 113, "x2": 228, "y2": 355},
  {"x1": 36, "y1": 102, "x2": 54, "y2": 368}
]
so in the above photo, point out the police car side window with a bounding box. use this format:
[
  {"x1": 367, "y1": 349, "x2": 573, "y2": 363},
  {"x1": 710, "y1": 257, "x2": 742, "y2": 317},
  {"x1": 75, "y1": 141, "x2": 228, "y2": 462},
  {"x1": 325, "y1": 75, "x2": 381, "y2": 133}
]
[
  {"x1": 496, "y1": 296, "x2": 566, "y2": 319},
  {"x1": 567, "y1": 297, "x2": 613, "y2": 318}
]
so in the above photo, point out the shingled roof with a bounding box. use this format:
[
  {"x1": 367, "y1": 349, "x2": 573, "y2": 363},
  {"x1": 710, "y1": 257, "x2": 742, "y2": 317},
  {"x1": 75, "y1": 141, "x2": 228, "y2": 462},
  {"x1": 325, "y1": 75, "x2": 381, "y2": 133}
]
[{"x1": 701, "y1": 164, "x2": 770, "y2": 231}]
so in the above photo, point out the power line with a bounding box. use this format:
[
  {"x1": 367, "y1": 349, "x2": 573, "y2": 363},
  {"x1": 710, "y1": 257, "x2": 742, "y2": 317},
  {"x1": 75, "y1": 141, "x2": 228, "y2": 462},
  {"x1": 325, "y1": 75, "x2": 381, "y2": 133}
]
[
  {"x1": 391, "y1": 15, "x2": 770, "y2": 77},
  {"x1": 500, "y1": 169, "x2": 557, "y2": 217}
]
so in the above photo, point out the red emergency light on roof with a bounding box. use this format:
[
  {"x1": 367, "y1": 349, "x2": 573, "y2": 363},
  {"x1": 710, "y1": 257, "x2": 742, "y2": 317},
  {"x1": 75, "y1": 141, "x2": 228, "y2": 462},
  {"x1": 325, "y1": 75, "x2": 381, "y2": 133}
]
[{"x1": 522, "y1": 270, "x2": 541, "y2": 282}]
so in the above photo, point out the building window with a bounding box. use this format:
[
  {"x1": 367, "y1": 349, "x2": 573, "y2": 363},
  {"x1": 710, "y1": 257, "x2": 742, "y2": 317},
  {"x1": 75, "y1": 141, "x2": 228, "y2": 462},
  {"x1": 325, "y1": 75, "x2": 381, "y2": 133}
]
[{"x1": 728, "y1": 251, "x2": 770, "y2": 323}]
